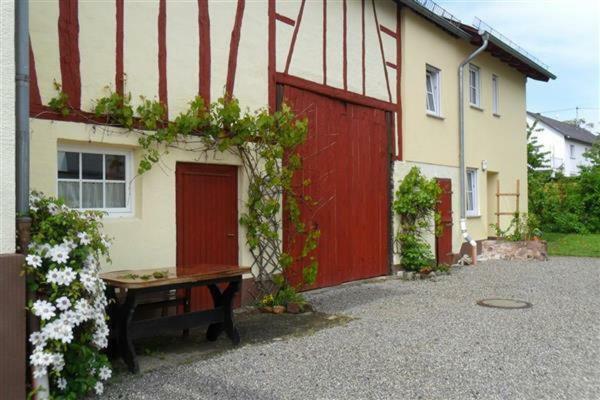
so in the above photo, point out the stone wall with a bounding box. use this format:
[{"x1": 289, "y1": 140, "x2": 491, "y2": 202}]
[{"x1": 480, "y1": 240, "x2": 548, "y2": 261}]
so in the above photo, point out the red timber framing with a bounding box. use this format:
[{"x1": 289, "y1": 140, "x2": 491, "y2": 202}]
[
  {"x1": 58, "y1": 0, "x2": 81, "y2": 110},
  {"x1": 29, "y1": 37, "x2": 42, "y2": 108},
  {"x1": 198, "y1": 0, "x2": 211, "y2": 104},
  {"x1": 372, "y1": 0, "x2": 392, "y2": 103},
  {"x1": 158, "y1": 0, "x2": 167, "y2": 108},
  {"x1": 226, "y1": 0, "x2": 245, "y2": 97},
  {"x1": 115, "y1": 0, "x2": 124, "y2": 95}
]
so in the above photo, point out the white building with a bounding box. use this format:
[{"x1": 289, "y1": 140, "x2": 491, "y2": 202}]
[{"x1": 527, "y1": 112, "x2": 598, "y2": 176}]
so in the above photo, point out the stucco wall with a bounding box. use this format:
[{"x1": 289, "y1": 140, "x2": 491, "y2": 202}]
[
  {"x1": 400, "y1": 8, "x2": 528, "y2": 246},
  {"x1": 0, "y1": 2, "x2": 15, "y2": 254}
]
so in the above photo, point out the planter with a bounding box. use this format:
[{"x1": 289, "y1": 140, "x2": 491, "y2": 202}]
[{"x1": 479, "y1": 240, "x2": 548, "y2": 261}]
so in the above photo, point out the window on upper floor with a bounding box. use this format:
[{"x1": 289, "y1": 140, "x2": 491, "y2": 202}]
[
  {"x1": 57, "y1": 146, "x2": 133, "y2": 215},
  {"x1": 492, "y1": 74, "x2": 499, "y2": 115},
  {"x1": 466, "y1": 168, "x2": 478, "y2": 216},
  {"x1": 469, "y1": 64, "x2": 481, "y2": 107},
  {"x1": 426, "y1": 65, "x2": 441, "y2": 116},
  {"x1": 569, "y1": 144, "x2": 575, "y2": 159}
]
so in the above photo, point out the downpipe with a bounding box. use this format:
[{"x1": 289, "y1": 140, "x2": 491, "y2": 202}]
[{"x1": 458, "y1": 32, "x2": 489, "y2": 249}]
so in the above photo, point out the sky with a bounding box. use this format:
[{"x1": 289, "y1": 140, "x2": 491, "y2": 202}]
[{"x1": 437, "y1": 0, "x2": 600, "y2": 130}]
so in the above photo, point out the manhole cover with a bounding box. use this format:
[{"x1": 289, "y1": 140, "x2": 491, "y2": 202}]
[{"x1": 476, "y1": 299, "x2": 532, "y2": 309}]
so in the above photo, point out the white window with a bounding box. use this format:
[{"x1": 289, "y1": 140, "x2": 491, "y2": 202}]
[
  {"x1": 492, "y1": 74, "x2": 499, "y2": 115},
  {"x1": 569, "y1": 144, "x2": 575, "y2": 159},
  {"x1": 469, "y1": 64, "x2": 481, "y2": 107},
  {"x1": 426, "y1": 65, "x2": 441, "y2": 116},
  {"x1": 466, "y1": 169, "x2": 478, "y2": 216},
  {"x1": 57, "y1": 146, "x2": 133, "y2": 215}
]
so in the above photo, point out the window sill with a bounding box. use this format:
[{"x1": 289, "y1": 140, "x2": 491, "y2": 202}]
[
  {"x1": 469, "y1": 104, "x2": 484, "y2": 112},
  {"x1": 493, "y1": 113, "x2": 501, "y2": 118},
  {"x1": 466, "y1": 214, "x2": 481, "y2": 219},
  {"x1": 426, "y1": 112, "x2": 445, "y2": 120}
]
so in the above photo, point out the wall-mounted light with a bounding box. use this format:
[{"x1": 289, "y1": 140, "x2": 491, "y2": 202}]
[{"x1": 481, "y1": 160, "x2": 488, "y2": 171}]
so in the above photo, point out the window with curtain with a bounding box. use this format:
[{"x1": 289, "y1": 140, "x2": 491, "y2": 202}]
[
  {"x1": 57, "y1": 147, "x2": 132, "y2": 214},
  {"x1": 466, "y1": 169, "x2": 478, "y2": 216},
  {"x1": 426, "y1": 65, "x2": 441, "y2": 116},
  {"x1": 469, "y1": 64, "x2": 481, "y2": 107}
]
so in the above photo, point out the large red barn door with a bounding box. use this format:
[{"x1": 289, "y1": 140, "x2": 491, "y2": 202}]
[
  {"x1": 176, "y1": 163, "x2": 238, "y2": 310},
  {"x1": 282, "y1": 85, "x2": 390, "y2": 289},
  {"x1": 435, "y1": 178, "x2": 453, "y2": 265}
]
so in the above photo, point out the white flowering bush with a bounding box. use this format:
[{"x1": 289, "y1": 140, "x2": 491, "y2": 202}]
[{"x1": 25, "y1": 192, "x2": 112, "y2": 398}]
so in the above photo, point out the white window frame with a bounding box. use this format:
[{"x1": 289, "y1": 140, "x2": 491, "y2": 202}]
[
  {"x1": 569, "y1": 144, "x2": 576, "y2": 159},
  {"x1": 469, "y1": 64, "x2": 481, "y2": 107},
  {"x1": 425, "y1": 65, "x2": 441, "y2": 116},
  {"x1": 465, "y1": 168, "x2": 479, "y2": 217},
  {"x1": 492, "y1": 74, "x2": 499, "y2": 116},
  {"x1": 57, "y1": 144, "x2": 134, "y2": 217}
]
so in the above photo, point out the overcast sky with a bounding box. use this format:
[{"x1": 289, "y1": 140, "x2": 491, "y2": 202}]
[{"x1": 437, "y1": 0, "x2": 600, "y2": 128}]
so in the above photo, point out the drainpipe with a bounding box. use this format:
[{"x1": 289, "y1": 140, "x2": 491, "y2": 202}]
[
  {"x1": 16, "y1": 1, "x2": 48, "y2": 398},
  {"x1": 458, "y1": 32, "x2": 489, "y2": 249}
]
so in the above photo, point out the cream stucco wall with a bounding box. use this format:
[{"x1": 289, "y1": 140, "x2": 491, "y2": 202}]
[
  {"x1": 400, "y1": 8, "x2": 528, "y2": 250},
  {"x1": 0, "y1": 1, "x2": 15, "y2": 254},
  {"x1": 29, "y1": 119, "x2": 253, "y2": 273}
]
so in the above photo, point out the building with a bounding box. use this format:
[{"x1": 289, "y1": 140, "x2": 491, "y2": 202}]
[
  {"x1": 25, "y1": 0, "x2": 554, "y2": 298},
  {"x1": 527, "y1": 112, "x2": 598, "y2": 176}
]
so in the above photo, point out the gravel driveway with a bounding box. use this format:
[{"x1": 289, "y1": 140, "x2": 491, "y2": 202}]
[{"x1": 103, "y1": 257, "x2": 600, "y2": 400}]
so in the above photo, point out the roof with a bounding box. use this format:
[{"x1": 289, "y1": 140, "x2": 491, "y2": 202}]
[
  {"x1": 528, "y1": 112, "x2": 599, "y2": 145},
  {"x1": 395, "y1": 0, "x2": 556, "y2": 82}
]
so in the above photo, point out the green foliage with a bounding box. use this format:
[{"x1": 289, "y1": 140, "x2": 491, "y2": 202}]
[
  {"x1": 527, "y1": 120, "x2": 550, "y2": 170},
  {"x1": 393, "y1": 167, "x2": 441, "y2": 271},
  {"x1": 94, "y1": 89, "x2": 134, "y2": 129},
  {"x1": 48, "y1": 81, "x2": 70, "y2": 117},
  {"x1": 259, "y1": 285, "x2": 307, "y2": 307},
  {"x1": 545, "y1": 232, "x2": 600, "y2": 257},
  {"x1": 490, "y1": 212, "x2": 542, "y2": 241}
]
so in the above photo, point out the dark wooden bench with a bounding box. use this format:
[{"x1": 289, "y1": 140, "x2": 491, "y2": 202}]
[{"x1": 101, "y1": 265, "x2": 250, "y2": 373}]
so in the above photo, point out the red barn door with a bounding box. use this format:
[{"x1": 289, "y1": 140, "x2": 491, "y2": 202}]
[
  {"x1": 282, "y1": 85, "x2": 390, "y2": 289},
  {"x1": 435, "y1": 178, "x2": 453, "y2": 265},
  {"x1": 176, "y1": 163, "x2": 238, "y2": 310}
]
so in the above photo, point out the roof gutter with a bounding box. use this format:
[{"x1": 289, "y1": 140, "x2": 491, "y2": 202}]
[{"x1": 458, "y1": 32, "x2": 489, "y2": 248}]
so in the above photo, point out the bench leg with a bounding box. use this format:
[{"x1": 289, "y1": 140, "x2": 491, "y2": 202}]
[
  {"x1": 206, "y1": 281, "x2": 240, "y2": 345},
  {"x1": 182, "y1": 288, "x2": 191, "y2": 338},
  {"x1": 119, "y1": 289, "x2": 139, "y2": 373}
]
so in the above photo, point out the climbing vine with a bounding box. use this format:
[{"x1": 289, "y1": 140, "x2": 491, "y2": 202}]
[
  {"x1": 47, "y1": 85, "x2": 319, "y2": 297},
  {"x1": 393, "y1": 167, "x2": 441, "y2": 271}
]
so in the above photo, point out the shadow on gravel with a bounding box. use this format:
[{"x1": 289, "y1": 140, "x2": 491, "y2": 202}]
[{"x1": 109, "y1": 309, "x2": 353, "y2": 378}]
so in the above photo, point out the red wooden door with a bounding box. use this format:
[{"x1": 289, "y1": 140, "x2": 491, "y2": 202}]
[
  {"x1": 435, "y1": 178, "x2": 453, "y2": 265},
  {"x1": 176, "y1": 163, "x2": 238, "y2": 310},
  {"x1": 282, "y1": 85, "x2": 390, "y2": 289}
]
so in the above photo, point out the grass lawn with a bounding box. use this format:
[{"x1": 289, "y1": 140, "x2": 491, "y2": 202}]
[{"x1": 544, "y1": 232, "x2": 600, "y2": 257}]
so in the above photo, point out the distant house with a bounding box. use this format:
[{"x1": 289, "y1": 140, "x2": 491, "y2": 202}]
[{"x1": 527, "y1": 112, "x2": 598, "y2": 176}]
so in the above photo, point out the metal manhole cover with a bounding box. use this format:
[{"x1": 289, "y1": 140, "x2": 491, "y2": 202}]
[{"x1": 476, "y1": 299, "x2": 532, "y2": 309}]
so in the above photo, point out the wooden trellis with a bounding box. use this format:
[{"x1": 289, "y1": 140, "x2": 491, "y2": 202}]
[{"x1": 495, "y1": 179, "x2": 520, "y2": 228}]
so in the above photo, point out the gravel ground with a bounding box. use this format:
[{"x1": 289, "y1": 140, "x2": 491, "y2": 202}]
[{"x1": 103, "y1": 257, "x2": 600, "y2": 400}]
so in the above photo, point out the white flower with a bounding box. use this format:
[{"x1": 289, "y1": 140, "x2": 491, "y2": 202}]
[
  {"x1": 46, "y1": 269, "x2": 61, "y2": 285},
  {"x1": 29, "y1": 331, "x2": 47, "y2": 348},
  {"x1": 74, "y1": 299, "x2": 93, "y2": 320},
  {"x1": 77, "y1": 232, "x2": 91, "y2": 246},
  {"x1": 30, "y1": 350, "x2": 53, "y2": 367},
  {"x1": 43, "y1": 320, "x2": 74, "y2": 344},
  {"x1": 39, "y1": 243, "x2": 52, "y2": 258},
  {"x1": 32, "y1": 366, "x2": 47, "y2": 379},
  {"x1": 55, "y1": 296, "x2": 71, "y2": 311},
  {"x1": 94, "y1": 381, "x2": 104, "y2": 395},
  {"x1": 26, "y1": 254, "x2": 43, "y2": 268},
  {"x1": 32, "y1": 300, "x2": 56, "y2": 320},
  {"x1": 56, "y1": 377, "x2": 67, "y2": 390},
  {"x1": 57, "y1": 267, "x2": 76, "y2": 286},
  {"x1": 50, "y1": 353, "x2": 65, "y2": 372},
  {"x1": 79, "y1": 272, "x2": 97, "y2": 292},
  {"x1": 49, "y1": 244, "x2": 70, "y2": 264},
  {"x1": 48, "y1": 203, "x2": 60, "y2": 215},
  {"x1": 62, "y1": 238, "x2": 77, "y2": 250},
  {"x1": 101, "y1": 234, "x2": 112, "y2": 249},
  {"x1": 98, "y1": 366, "x2": 112, "y2": 381}
]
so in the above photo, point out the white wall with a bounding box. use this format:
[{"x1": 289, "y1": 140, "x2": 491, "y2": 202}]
[
  {"x1": 0, "y1": 2, "x2": 15, "y2": 254},
  {"x1": 528, "y1": 116, "x2": 594, "y2": 176}
]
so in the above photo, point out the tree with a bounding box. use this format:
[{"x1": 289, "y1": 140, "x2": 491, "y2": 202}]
[{"x1": 526, "y1": 120, "x2": 550, "y2": 170}]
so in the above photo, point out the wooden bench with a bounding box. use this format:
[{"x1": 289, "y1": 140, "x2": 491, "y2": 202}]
[{"x1": 101, "y1": 265, "x2": 250, "y2": 373}]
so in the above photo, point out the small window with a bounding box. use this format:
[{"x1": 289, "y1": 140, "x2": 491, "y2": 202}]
[
  {"x1": 569, "y1": 144, "x2": 575, "y2": 159},
  {"x1": 426, "y1": 65, "x2": 441, "y2": 116},
  {"x1": 469, "y1": 64, "x2": 481, "y2": 107},
  {"x1": 57, "y1": 147, "x2": 133, "y2": 215},
  {"x1": 466, "y1": 169, "x2": 478, "y2": 216},
  {"x1": 492, "y1": 74, "x2": 499, "y2": 115}
]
